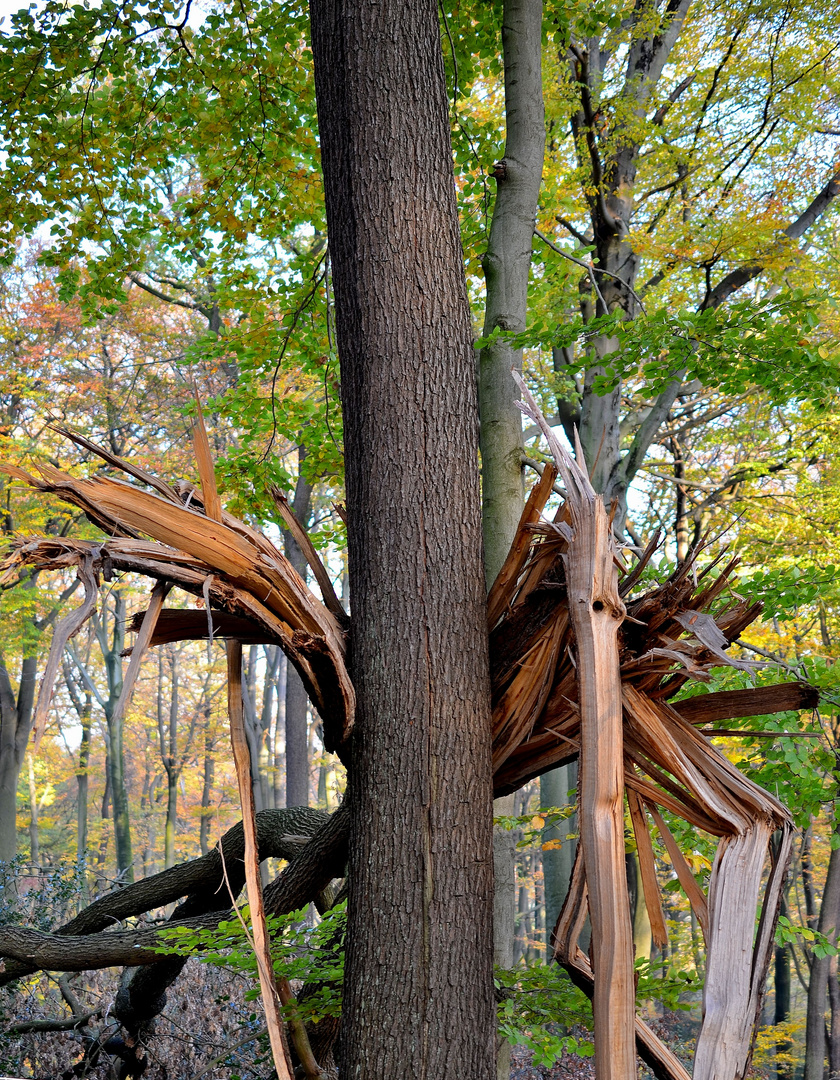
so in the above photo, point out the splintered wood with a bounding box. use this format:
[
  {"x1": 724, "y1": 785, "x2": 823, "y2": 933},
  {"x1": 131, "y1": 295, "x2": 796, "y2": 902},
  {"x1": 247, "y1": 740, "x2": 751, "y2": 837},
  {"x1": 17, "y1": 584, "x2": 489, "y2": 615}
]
[{"x1": 1, "y1": 410, "x2": 820, "y2": 1080}]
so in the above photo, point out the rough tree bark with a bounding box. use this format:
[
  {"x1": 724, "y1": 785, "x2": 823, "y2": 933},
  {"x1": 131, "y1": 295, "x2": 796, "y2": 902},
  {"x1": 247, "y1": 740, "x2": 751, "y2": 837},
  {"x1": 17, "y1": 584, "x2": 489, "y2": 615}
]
[{"x1": 309, "y1": 1, "x2": 496, "y2": 1075}]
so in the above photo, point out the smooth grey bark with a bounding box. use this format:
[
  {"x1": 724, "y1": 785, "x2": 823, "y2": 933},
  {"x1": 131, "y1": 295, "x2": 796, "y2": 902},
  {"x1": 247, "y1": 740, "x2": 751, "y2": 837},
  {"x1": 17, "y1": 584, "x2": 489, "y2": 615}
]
[
  {"x1": 199, "y1": 721, "x2": 214, "y2": 858},
  {"x1": 493, "y1": 794, "x2": 517, "y2": 973},
  {"x1": 477, "y1": 9, "x2": 544, "y2": 1075},
  {"x1": 285, "y1": 465, "x2": 313, "y2": 808},
  {"x1": 805, "y1": 819, "x2": 840, "y2": 1080},
  {"x1": 26, "y1": 754, "x2": 39, "y2": 868},
  {"x1": 569, "y1": 0, "x2": 691, "y2": 509},
  {"x1": 259, "y1": 645, "x2": 282, "y2": 809},
  {"x1": 479, "y1": 0, "x2": 545, "y2": 585},
  {"x1": 157, "y1": 649, "x2": 202, "y2": 871},
  {"x1": 829, "y1": 957, "x2": 840, "y2": 1080},
  {"x1": 310, "y1": 1, "x2": 496, "y2": 1074},
  {"x1": 563, "y1": 10, "x2": 840, "y2": 533},
  {"x1": 494, "y1": 789, "x2": 516, "y2": 1080},
  {"x1": 274, "y1": 652, "x2": 287, "y2": 810},
  {"x1": 92, "y1": 591, "x2": 134, "y2": 882},
  {"x1": 0, "y1": 650, "x2": 37, "y2": 868},
  {"x1": 541, "y1": 760, "x2": 577, "y2": 948},
  {"x1": 63, "y1": 628, "x2": 94, "y2": 872},
  {"x1": 241, "y1": 650, "x2": 265, "y2": 814}
]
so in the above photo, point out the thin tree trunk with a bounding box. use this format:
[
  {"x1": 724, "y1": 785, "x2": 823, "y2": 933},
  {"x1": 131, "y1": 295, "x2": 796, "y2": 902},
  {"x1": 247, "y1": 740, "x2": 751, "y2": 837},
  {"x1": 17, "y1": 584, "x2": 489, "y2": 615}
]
[
  {"x1": 98, "y1": 592, "x2": 134, "y2": 881},
  {"x1": 774, "y1": 864, "x2": 792, "y2": 1080},
  {"x1": 775, "y1": 942, "x2": 792, "y2": 1080},
  {"x1": 803, "y1": 823, "x2": 818, "y2": 928},
  {"x1": 162, "y1": 650, "x2": 179, "y2": 870},
  {"x1": 199, "y1": 721, "x2": 214, "y2": 858},
  {"x1": 0, "y1": 651, "x2": 38, "y2": 868},
  {"x1": 805, "y1": 819, "x2": 840, "y2": 1080},
  {"x1": 260, "y1": 645, "x2": 281, "y2": 810},
  {"x1": 27, "y1": 753, "x2": 39, "y2": 868},
  {"x1": 285, "y1": 464, "x2": 312, "y2": 808},
  {"x1": 541, "y1": 761, "x2": 577, "y2": 949},
  {"x1": 477, "y1": 8, "x2": 544, "y2": 1073},
  {"x1": 828, "y1": 957, "x2": 840, "y2": 1080},
  {"x1": 672, "y1": 437, "x2": 689, "y2": 562},
  {"x1": 317, "y1": 764, "x2": 328, "y2": 809},
  {"x1": 479, "y1": 0, "x2": 545, "y2": 580},
  {"x1": 310, "y1": 1, "x2": 496, "y2": 1073},
  {"x1": 273, "y1": 653, "x2": 287, "y2": 811},
  {"x1": 76, "y1": 697, "x2": 91, "y2": 865}
]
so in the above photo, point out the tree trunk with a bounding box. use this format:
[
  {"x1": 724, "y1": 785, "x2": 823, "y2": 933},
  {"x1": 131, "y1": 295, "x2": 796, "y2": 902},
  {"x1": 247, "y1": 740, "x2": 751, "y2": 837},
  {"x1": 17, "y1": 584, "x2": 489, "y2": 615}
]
[
  {"x1": 162, "y1": 650, "x2": 179, "y2": 870},
  {"x1": 285, "y1": 464, "x2": 312, "y2": 808},
  {"x1": 828, "y1": 957, "x2": 840, "y2": 1080},
  {"x1": 0, "y1": 650, "x2": 38, "y2": 868},
  {"x1": 774, "y1": 864, "x2": 792, "y2": 1080},
  {"x1": 76, "y1": 696, "x2": 91, "y2": 865},
  {"x1": 541, "y1": 761, "x2": 577, "y2": 949},
  {"x1": 273, "y1": 653, "x2": 287, "y2": 810},
  {"x1": 310, "y1": 1, "x2": 496, "y2": 1074},
  {"x1": 259, "y1": 645, "x2": 281, "y2": 809},
  {"x1": 199, "y1": 722, "x2": 214, "y2": 858},
  {"x1": 27, "y1": 753, "x2": 39, "y2": 868},
  {"x1": 805, "y1": 819, "x2": 840, "y2": 1080},
  {"x1": 479, "y1": 0, "x2": 545, "y2": 582},
  {"x1": 477, "y1": 8, "x2": 544, "y2": 1073},
  {"x1": 98, "y1": 592, "x2": 134, "y2": 881}
]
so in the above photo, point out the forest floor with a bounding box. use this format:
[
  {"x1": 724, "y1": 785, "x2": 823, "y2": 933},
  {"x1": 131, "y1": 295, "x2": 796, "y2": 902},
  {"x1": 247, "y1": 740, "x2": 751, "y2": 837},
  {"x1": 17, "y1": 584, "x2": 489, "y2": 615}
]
[
  {"x1": 3, "y1": 976, "x2": 768, "y2": 1080},
  {"x1": 509, "y1": 1012, "x2": 700, "y2": 1080}
]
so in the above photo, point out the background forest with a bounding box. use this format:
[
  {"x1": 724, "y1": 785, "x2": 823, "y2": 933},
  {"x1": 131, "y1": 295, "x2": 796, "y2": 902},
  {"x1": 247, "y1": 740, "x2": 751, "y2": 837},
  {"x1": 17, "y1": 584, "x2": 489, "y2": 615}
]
[{"x1": 0, "y1": 0, "x2": 839, "y2": 1076}]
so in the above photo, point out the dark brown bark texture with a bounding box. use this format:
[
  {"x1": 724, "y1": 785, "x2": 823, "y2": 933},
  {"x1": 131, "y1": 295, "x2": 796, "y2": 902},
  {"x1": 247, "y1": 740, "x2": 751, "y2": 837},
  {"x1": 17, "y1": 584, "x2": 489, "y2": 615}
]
[{"x1": 308, "y1": 2, "x2": 496, "y2": 1076}]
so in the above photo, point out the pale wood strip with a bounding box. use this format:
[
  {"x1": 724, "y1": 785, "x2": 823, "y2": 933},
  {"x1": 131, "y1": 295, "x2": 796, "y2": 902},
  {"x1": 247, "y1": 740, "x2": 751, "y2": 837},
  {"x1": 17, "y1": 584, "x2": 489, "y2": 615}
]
[
  {"x1": 647, "y1": 802, "x2": 709, "y2": 941},
  {"x1": 517, "y1": 375, "x2": 636, "y2": 1080},
  {"x1": 627, "y1": 790, "x2": 668, "y2": 949},
  {"x1": 191, "y1": 399, "x2": 223, "y2": 524},
  {"x1": 227, "y1": 641, "x2": 295, "y2": 1080}
]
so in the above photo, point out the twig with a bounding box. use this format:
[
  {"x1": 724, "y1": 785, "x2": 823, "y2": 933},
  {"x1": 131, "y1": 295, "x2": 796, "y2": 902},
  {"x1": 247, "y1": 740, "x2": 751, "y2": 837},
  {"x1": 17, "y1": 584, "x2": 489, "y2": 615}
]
[
  {"x1": 191, "y1": 1025, "x2": 268, "y2": 1080},
  {"x1": 534, "y1": 228, "x2": 647, "y2": 315}
]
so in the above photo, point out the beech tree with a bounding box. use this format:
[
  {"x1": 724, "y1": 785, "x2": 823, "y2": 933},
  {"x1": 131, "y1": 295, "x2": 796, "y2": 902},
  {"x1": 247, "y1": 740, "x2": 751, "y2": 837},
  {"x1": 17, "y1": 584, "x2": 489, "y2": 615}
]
[{"x1": 1, "y1": 0, "x2": 839, "y2": 1077}]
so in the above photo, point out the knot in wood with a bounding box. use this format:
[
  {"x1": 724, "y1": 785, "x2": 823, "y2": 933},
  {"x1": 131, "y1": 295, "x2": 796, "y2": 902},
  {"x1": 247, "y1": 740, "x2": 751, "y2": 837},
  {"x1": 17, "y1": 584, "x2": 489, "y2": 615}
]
[{"x1": 491, "y1": 159, "x2": 507, "y2": 181}]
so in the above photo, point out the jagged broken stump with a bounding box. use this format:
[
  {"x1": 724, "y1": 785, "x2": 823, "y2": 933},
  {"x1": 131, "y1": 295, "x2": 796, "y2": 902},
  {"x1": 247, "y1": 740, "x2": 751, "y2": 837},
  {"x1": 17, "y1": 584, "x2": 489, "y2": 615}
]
[{"x1": 0, "y1": 408, "x2": 817, "y2": 1080}]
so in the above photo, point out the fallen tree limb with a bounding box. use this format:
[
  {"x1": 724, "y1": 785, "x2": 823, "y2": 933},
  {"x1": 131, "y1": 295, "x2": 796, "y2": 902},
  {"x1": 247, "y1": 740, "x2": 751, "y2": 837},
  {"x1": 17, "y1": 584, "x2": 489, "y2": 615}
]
[{"x1": 0, "y1": 807, "x2": 331, "y2": 985}]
